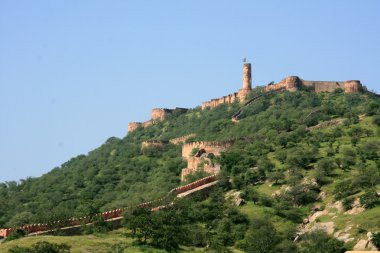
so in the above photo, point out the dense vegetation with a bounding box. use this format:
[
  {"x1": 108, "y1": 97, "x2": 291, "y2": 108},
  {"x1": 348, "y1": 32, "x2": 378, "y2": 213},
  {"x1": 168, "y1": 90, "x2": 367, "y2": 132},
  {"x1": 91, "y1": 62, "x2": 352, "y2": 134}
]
[{"x1": 1, "y1": 89, "x2": 380, "y2": 252}]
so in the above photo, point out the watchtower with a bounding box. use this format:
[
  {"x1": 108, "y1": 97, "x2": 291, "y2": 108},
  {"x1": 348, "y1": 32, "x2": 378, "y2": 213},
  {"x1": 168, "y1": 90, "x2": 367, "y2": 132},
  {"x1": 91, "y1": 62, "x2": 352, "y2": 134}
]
[{"x1": 242, "y1": 63, "x2": 252, "y2": 90}]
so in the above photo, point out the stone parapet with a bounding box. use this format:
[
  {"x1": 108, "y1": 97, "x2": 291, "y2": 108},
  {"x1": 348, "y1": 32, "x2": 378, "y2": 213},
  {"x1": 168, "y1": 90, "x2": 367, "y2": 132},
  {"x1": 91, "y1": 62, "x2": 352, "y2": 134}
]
[
  {"x1": 182, "y1": 141, "x2": 233, "y2": 159},
  {"x1": 169, "y1": 134, "x2": 196, "y2": 144}
]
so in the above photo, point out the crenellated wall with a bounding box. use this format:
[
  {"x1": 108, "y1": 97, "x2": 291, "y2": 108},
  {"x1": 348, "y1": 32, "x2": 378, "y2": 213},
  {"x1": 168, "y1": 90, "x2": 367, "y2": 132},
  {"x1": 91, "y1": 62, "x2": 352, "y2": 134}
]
[
  {"x1": 181, "y1": 141, "x2": 233, "y2": 159},
  {"x1": 169, "y1": 134, "x2": 196, "y2": 144},
  {"x1": 128, "y1": 122, "x2": 142, "y2": 132},
  {"x1": 264, "y1": 76, "x2": 362, "y2": 94},
  {"x1": 180, "y1": 141, "x2": 232, "y2": 181},
  {"x1": 151, "y1": 108, "x2": 169, "y2": 121},
  {"x1": 128, "y1": 107, "x2": 188, "y2": 133},
  {"x1": 128, "y1": 63, "x2": 363, "y2": 130},
  {"x1": 141, "y1": 140, "x2": 168, "y2": 149},
  {"x1": 181, "y1": 164, "x2": 220, "y2": 181},
  {"x1": 0, "y1": 175, "x2": 218, "y2": 238}
]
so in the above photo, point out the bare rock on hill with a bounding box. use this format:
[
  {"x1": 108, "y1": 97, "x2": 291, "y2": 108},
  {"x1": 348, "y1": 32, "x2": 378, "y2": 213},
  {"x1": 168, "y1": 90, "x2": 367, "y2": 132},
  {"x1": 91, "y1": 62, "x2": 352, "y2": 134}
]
[
  {"x1": 345, "y1": 198, "x2": 365, "y2": 215},
  {"x1": 308, "y1": 209, "x2": 328, "y2": 223},
  {"x1": 326, "y1": 201, "x2": 344, "y2": 213},
  {"x1": 316, "y1": 191, "x2": 326, "y2": 200},
  {"x1": 315, "y1": 221, "x2": 335, "y2": 235},
  {"x1": 225, "y1": 191, "x2": 245, "y2": 206}
]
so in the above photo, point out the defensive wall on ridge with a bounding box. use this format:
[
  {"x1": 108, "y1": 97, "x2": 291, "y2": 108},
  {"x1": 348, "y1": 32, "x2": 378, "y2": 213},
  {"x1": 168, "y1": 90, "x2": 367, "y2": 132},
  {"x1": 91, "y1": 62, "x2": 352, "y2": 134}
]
[
  {"x1": 128, "y1": 62, "x2": 363, "y2": 132},
  {"x1": 128, "y1": 108, "x2": 188, "y2": 133},
  {"x1": 169, "y1": 134, "x2": 196, "y2": 144},
  {"x1": 0, "y1": 175, "x2": 217, "y2": 238},
  {"x1": 264, "y1": 76, "x2": 362, "y2": 94},
  {"x1": 141, "y1": 140, "x2": 168, "y2": 149}
]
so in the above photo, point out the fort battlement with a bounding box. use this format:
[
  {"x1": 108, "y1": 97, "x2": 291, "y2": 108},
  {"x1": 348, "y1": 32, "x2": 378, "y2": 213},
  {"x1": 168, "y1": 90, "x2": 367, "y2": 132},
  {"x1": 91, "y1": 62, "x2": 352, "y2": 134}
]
[
  {"x1": 141, "y1": 140, "x2": 168, "y2": 149},
  {"x1": 182, "y1": 141, "x2": 233, "y2": 159},
  {"x1": 128, "y1": 107, "x2": 188, "y2": 133},
  {"x1": 264, "y1": 76, "x2": 362, "y2": 94},
  {"x1": 169, "y1": 134, "x2": 196, "y2": 144},
  {"x1": 0, "y1": 175, "x2": 218, "y2": 238},
  {"x1": 180, "y1": 141, "x2": 230, "y2": 181},
  {"x1": 128, "y1": 62, "x2": 363, "y2": 131}
]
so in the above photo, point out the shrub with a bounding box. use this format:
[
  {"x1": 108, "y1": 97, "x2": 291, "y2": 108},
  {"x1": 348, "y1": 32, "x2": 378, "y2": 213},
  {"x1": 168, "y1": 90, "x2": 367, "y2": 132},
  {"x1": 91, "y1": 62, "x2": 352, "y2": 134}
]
[
  {"x1": 342, "y1": 197, "x2": 355, "y2": 211},
  {"x1": 373, "y1": 115, "x2": 380, "y2": 127},
  {"x1": 334, "y1": 179, "x2": 359, "y2": 200},
  {"x1": 372, "y1": 232, "x2": 380, "y2": 250},
  {"x1": 360, "y1": 190, "x2": 380, "y2": 208},
  {"x1": 4, "y1": 229, "x2": 27, "y2": 242},
  {"x1": 299, "y1": 230, "x2": 347, "y2": 253},
  {"x1": 8, "y1": 241, "x2": 71, "y2": 253}
]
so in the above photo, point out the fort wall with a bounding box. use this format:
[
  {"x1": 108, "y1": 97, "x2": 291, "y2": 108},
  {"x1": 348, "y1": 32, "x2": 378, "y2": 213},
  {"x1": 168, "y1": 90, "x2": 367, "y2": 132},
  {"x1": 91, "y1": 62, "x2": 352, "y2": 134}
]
[
  {"x1": 264, "y1": 76, "x2": 362, "y2": 94},
  {"x1": 181, "y1": 164, "x2": 220, "y2": 181},
  {"x1": 128, "y1": 107, "x2": 188, "y2": 133},
  {"x1": 128, "y1": 122, "x2": 142, "y2": 132},
  {"x1": 141, "y1": 140, "x2": 168, "y2": 149},
  {"x1": 128, "y1": 62, "x2": 363, "y2": 130},
  {"x1": 0, "y1": 175, "x2": 218, "y2": 238},
  {"x1": 180, "y1": 141, "x2": 231, "y2": 181},
  {"x1": 151, "y1": 108, "x2": 169, "y2": 121},
  {"x1": 181, "y1": 141, "x2": 233, "y2": 159},
  {"x1": 169, "y1": 134, "x2": 196, "y2": 144}
]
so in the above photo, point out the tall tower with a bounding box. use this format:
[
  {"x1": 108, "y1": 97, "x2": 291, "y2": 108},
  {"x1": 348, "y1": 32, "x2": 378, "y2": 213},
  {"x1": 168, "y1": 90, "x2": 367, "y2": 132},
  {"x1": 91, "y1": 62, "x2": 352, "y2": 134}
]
[{"x1": 242, "y1": 63, "x2": 252, "y2": 90}]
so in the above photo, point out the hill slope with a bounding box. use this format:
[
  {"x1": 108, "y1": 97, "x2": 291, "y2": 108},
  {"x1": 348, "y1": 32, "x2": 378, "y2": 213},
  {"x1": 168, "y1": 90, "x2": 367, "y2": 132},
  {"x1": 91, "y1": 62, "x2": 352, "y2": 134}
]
[{"x1": 1, "y1": 89, "x2": 380, "y2": 252}]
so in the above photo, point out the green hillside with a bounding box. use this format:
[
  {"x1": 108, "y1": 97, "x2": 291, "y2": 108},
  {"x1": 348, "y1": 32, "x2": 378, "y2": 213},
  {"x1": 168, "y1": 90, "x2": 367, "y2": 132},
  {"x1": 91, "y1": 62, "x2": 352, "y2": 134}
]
[{"x1": 1, "y1": 89, "x2": 380, "y2": 252}]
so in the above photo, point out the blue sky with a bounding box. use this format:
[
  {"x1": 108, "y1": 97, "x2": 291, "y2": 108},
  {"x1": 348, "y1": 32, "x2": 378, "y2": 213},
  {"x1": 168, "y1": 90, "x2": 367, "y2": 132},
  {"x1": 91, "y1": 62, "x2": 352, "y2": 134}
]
[{"x1": 1, "y1": 1, "x2": 379, "y2": 182}]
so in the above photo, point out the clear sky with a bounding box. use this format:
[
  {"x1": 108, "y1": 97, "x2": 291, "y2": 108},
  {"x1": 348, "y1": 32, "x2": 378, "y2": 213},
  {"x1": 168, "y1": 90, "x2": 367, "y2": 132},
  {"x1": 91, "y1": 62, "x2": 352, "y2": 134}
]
[{"x1": 1, "y1": 1, "x2": 379, "y2": 182}]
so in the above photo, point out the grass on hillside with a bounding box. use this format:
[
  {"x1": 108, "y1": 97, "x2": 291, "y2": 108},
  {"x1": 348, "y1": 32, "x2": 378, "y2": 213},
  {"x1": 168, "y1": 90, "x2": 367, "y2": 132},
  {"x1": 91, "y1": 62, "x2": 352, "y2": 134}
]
[{"x1": 0, "y1": 228, "x2": 247, "y2": 253}]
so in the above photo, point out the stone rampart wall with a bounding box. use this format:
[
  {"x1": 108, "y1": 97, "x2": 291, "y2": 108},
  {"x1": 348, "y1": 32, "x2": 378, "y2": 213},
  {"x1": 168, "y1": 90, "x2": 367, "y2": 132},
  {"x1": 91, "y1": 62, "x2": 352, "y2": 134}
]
[
  {"x1": 169, "y1": 134, "x2": 196, "y2": 144},
  {"x1": 172, "y1": 175, "x2": 217, "y2": 195},
  {"x1": 141, "y1": 140, "x2": 168, "y2": 149},
  {"x1": 128, "y1": 108, "x2": 188, "y2": 133},
  {"x1": 182, "y1": 141, "x2": 233, "y2": 159},
  {"x1": 264, "y1": 76, "x2": 362, "y2": 94},
  {"x1": 0, "y1": 175, "x2": 218, "y2": 238}
]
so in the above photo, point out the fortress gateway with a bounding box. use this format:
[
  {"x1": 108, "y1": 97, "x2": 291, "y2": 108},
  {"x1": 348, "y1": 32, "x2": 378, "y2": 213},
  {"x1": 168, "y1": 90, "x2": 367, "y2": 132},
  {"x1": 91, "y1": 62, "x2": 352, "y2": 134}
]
[{"x1": 128, "y1": 63, "x2": 362, "y2": 133}]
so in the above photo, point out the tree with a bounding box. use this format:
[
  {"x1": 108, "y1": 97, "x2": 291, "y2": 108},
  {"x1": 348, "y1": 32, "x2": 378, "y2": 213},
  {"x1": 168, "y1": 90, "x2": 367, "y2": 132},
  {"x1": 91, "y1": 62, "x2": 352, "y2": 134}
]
[
  {"x1": 373, "y1": 115, "x2": 380, "y2": 127},
  {"x1": 7, "y1": 211, "x2": 34, "y2": 227},
  {"x1": 268, "y1": 171, "x2": 285, "y2": 184},
  {"x1": 316, "y1": 158, "x2": 336, "y2": 176},
  {"x1": 150, "y1": 200, "x2": 190, "y2": 251},
  {"x1": 8, "y1": 241, "x2": 71, "y2": 253},
  {"x1": 238, "y1": 218, "x2": 279, "y2": 253},
  {"x1": 372, "y1": 232, "x2": 380, "y2": 250},
  {"x1": 354, "y1": 164, "x2": 380, "y2": 188},
  {"x1": 286, "y1": 148, "x2": 315, "y2": 170},
  {"x1": 339, "y1": 148, "x2": 356, "y2": 170},
  {"x1": 359, "y1": 141, "x2": 379, "y2": 160},
  {"x1": 209, "y1": 218, "x2": 234, "y2": 252},
  {"x1": 360, "y1": 190, "x2": 380, "y2": 208},
  {"x1": 299, "y1": 230, "x2": 346, "y2": 253},
  {"x1": 123, "y1": 207, "x2": 153, "y2": 242}
]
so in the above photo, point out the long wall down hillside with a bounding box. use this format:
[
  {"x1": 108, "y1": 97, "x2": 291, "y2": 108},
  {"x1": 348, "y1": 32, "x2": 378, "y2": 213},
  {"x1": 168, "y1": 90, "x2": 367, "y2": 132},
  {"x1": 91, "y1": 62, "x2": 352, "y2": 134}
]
[{"x1": 0, "y1": 175, "x2": 218, "y2": 238}]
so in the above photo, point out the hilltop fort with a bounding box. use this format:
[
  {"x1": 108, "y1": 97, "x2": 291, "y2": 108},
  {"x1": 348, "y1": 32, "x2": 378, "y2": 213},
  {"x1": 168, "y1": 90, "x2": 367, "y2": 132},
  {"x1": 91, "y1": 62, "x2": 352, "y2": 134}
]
[{"x1": 128, "y1": 63, "x2": 363, "y2": 132}]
